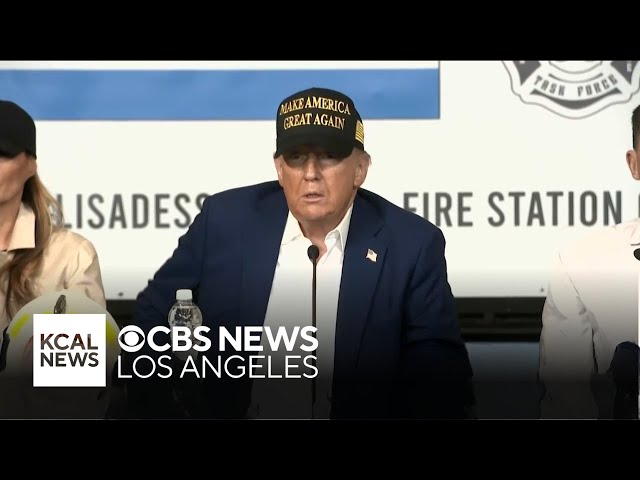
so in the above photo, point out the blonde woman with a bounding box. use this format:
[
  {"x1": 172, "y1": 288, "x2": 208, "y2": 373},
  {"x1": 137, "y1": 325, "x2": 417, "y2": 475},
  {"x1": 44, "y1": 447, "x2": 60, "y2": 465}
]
[
  {"x1": 0, "y1": 100, "x2": 105, "y2": 333},
  {"x1": 0, "y1": 100, "x2": 108, "y2": 418}
]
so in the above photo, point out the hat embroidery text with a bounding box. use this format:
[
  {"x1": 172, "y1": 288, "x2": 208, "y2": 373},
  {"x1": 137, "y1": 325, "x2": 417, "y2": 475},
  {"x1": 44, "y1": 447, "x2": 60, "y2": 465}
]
[
  {"x1": 280, "y1": 96, "x2": 352, "y2": 131},
  {"x1": 283, "y1": 113, "x2": 345, "y2": 131},
  {"x1": 279, "y1": 96, "x2": 352, "y2": 116}
]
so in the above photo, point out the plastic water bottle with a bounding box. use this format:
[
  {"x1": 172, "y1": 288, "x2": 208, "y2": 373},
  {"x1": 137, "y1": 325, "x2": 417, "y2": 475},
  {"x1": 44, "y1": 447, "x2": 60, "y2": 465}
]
[{"x1": 168, "y1": 289, "x2": 203, "y2": 362}]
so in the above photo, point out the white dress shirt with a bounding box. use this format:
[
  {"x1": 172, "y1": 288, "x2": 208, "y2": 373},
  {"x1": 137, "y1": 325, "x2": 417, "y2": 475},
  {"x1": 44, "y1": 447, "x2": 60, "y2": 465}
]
[
  {"x1": 539, "y1": 217, "x2": 640, "y2": 418},
  {"x1": 248, "y1": 205, "x2": 353, "y2": 419}
]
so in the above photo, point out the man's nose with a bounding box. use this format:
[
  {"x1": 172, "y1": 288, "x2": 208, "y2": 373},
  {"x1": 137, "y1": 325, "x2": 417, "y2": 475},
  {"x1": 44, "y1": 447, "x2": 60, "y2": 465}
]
[{"x1": 303, "y1": 155, "x2": 321, "y2": 179}]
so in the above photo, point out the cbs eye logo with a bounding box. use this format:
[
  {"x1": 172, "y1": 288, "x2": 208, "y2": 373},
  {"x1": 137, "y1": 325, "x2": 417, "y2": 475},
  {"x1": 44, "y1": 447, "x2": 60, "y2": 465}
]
[
  {"x1": 117, "y1": 325, "x2": 211, "y2": 353},
  {"x1": 118, "y1": 326, "x2": 147, "y2": 352}
]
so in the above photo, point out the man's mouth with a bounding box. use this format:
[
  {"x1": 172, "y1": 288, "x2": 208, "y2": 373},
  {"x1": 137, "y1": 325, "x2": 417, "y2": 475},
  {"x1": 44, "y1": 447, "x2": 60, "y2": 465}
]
[{"x1": 302, "y1": 193, "x2": 324, "y2": 202}]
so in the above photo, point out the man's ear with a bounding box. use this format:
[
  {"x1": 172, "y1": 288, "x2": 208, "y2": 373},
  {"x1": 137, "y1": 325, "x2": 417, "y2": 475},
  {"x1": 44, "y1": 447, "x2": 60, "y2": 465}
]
[
  {"x1": 274, "y1": 156, "x2": 284, "y2": 186},
  {"x1": 354, "y1": 151, "x2": 371, "y2": 188},
  {"x1": 626, "y1": 149, "x2": 639, "y2": 180}
]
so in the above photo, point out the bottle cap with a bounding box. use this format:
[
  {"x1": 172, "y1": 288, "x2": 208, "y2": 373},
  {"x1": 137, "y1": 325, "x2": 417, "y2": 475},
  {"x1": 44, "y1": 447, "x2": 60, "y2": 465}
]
[{"x1": 176, "y1": 289, "x2": 192, "y2": 301}]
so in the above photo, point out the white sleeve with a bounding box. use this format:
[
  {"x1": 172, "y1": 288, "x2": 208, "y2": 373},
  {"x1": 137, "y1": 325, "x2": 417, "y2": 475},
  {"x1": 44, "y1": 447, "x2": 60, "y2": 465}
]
[{"x1": 538, "y1": 250, "x2": 599, "y2": 419}]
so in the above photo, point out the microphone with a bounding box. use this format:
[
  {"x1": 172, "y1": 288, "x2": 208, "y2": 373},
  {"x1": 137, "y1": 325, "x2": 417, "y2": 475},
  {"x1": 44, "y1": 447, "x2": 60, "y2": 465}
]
[
  {"x1": 307, "y1": 245, "x2": 320, "y2": 332},
  {"x1": 0, "y1": 327, "x2": 10, "y2": 373},
  {"x1": 307, "y1": 244, "x2": 320, "y2": 418},
  {"x1": 608, "y1": 341, "x2": 639, "y2": 419},
  {"x1": 634, "y1": 248, "x2": 640, "y2": 261}
]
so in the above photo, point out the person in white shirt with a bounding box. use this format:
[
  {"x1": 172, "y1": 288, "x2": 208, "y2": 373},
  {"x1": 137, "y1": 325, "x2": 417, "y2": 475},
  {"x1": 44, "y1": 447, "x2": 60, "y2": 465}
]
[{"x1": 538, "y1": 103, "x2": 640, "y2": 419}]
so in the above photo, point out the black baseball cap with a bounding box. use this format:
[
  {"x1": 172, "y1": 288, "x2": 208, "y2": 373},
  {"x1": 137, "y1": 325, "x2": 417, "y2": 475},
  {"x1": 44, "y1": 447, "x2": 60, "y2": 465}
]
[
  {"x1": 0, "y1": 100, "x2": 37, "y2": 158},
  {"x1": 274, "y1": 87, "x2": 365, "y2": 158}
]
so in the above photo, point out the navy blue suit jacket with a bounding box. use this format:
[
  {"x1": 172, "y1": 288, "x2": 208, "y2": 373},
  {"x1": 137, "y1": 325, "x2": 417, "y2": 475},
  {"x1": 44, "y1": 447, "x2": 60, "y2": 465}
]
[{"x1": 127, "y1": 181, "x2": 473, "y2": 419}]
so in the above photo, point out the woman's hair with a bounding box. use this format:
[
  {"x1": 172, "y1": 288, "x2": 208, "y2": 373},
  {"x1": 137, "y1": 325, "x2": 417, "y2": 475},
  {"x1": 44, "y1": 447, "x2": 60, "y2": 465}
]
[{"x1": 1, "y1": 171, "x2": 63, "y2": 318}]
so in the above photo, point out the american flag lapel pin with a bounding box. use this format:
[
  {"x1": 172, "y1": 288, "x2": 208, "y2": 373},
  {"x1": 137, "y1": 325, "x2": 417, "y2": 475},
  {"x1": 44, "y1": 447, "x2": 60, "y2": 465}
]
[{"x1": 366, "y1": 248, "x2": 377, "y2": 263}]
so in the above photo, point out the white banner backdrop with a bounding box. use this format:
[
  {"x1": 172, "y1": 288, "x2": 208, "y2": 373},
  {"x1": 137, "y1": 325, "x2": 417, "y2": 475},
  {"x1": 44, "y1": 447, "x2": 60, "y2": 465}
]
[{"x1": 1, "y1": 61, "x2": 638, "y2": 299}]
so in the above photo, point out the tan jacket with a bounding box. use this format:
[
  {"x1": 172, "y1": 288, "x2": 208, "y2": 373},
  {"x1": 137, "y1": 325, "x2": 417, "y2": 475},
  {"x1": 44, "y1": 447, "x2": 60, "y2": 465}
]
[{"x1": 0, "y1": 203, "x2": 105, "y2": 333}]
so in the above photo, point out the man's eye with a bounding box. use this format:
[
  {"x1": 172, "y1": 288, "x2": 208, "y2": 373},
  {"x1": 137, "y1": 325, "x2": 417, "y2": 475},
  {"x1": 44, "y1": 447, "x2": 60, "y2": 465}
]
[{"x1": 319, "y1": 153, "x2": 341, "y2": 162}]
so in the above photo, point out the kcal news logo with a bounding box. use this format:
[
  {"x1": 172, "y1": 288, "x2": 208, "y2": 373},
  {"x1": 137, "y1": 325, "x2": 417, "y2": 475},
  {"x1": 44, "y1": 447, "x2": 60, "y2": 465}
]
[{"x1": 33, "y1": 314, "x2": 106, "y2": 387}]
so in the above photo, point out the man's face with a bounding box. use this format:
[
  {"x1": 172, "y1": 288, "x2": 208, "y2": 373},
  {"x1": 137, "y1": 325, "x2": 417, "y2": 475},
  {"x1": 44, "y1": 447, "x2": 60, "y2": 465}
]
[
  {"x1": 0, "y1": 152, "x2": 36, "y2": 206},
  {"x1": 274, "y1": 145, "x2": 369, "y2": 227}
]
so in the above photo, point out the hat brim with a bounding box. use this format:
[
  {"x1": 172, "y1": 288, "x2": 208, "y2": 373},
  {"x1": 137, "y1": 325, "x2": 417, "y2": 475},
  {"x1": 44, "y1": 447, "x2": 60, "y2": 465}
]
[
  {"x1": 0, "y1": 138, "x2": 26, "y2": 158},
  {"x1": 275, "y1": 132, "x2": 354, "y2": 159}
]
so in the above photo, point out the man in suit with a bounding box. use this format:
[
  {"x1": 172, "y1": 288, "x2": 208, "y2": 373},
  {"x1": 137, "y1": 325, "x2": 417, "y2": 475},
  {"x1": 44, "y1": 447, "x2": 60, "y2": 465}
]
[
  {"x1": 538, "y1": 103, "x2": 640, "y2": 419},
  {"x1": 126, "y1": 87, "x2": 473, "y2": 419}
]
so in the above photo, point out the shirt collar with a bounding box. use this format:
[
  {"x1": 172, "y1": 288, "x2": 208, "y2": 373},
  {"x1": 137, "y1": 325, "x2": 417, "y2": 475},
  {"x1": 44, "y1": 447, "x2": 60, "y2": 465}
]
[
  {"x1": 7, "y1": 203, "x2": 36, "y2": 252},
  {"x1": 282, "y1": 203, "x2": 354, "y2": 253},
  {"x1": 627, "y1": 218, "x2": 640, "y2": 246}
]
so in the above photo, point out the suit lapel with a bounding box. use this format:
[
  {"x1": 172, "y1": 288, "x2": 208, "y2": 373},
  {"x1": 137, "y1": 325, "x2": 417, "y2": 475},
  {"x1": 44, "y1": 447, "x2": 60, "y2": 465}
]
[
  {"x1": 239, "y1": 187, "x2": 388, "y2": 385},
  {"x1": 241, "y1": 188, "x2": 288, "y2": 327},
  {"x1": 334, "y1": 192, "x2": 387, "y2": 384}
]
